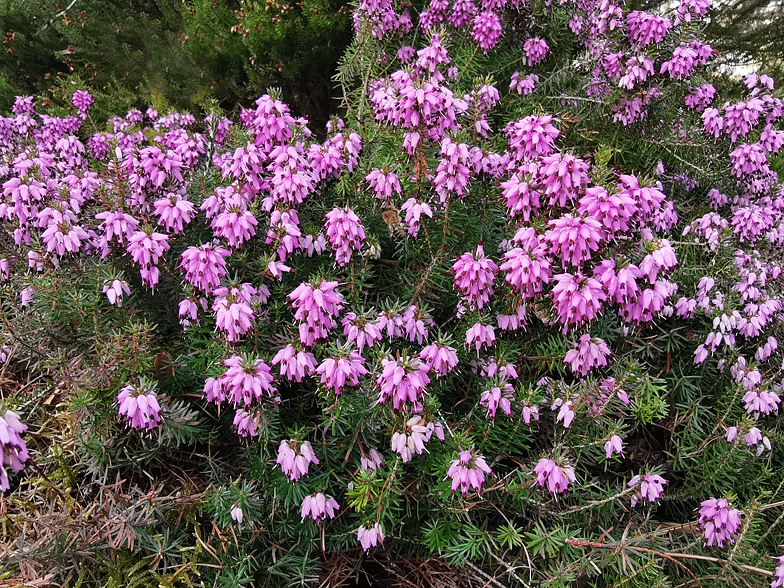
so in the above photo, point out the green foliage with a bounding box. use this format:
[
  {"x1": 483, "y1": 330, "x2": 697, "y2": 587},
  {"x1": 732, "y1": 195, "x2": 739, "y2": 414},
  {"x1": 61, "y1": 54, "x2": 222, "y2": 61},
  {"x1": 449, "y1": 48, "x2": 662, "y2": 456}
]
[{"x1": 2, "y1": 0, "x2": 784, "y2": 586}]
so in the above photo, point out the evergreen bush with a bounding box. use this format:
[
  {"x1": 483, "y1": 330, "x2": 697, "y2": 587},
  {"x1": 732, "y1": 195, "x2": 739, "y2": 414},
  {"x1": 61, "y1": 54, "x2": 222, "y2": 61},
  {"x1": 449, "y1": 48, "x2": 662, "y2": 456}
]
[{"x1": 0, "y1": 0, "x2": 783, "y2": 586}]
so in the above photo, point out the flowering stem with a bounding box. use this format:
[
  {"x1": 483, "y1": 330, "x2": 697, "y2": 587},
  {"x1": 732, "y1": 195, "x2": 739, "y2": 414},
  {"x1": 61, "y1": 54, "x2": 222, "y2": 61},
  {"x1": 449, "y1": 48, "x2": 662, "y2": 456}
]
[
  {"x1": 458, "y1": 46, "x2": 480, "y2": 84},
  {"x1": 410, "y1": 199, "x2": 452, "y2": 306},
  {"x1": 683, "y1": 383, "x2": 743, "y2": 459},
  {"x1": 567, "y1": 538, "x2": 774, "y2": 578},
  {"x1": 558, "y1": 487, "x2": 636, "y2": 516}
]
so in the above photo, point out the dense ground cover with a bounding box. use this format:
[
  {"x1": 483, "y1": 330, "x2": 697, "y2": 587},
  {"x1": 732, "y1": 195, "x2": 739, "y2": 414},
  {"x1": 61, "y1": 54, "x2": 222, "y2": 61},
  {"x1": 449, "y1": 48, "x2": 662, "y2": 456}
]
[{"x1": 1, "y1": 0, "x2": 783, "y2": 587}]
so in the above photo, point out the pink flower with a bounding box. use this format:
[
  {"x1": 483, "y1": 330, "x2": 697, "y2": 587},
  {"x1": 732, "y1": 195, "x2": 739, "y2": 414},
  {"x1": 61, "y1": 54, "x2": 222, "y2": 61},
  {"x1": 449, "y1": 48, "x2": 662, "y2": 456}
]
[
  {"x1": 210, "y1": 200, "x2": 258, "y2": 248},
  {"x1": 539, "y1": 153, "x2": 590, "y2": 208},
  {"x1": 730, "y1": 143, "x2": 769, "y2": 178},
  {"x1": 397, "y1": 45, "x2": 416, "y2": 64},
  {"x1": 233, "y1": 409, "x2": 262, "y2": 438},
  {"x1": 626, "y1": 11, "x2": 672, "y2": 46},
  {"x1": 523, "y1": 37, "x2": 549, "y2": 66},
  {"x1": 400, "y1": 198, "x2": 434, "y2": 237},
  {"x1": 533, "y1": 458, "x2": 576, "y2": 494},
  {"x1": 564, "y1": 334, "x2": 612, "y2": 376},
  {"x1": 593, "y1": 260, "x2": 642, "y2": 305},
  {"x1": 95, "y1": 210, "x2": 139, "y2": 257},
  {"x1": 180, "y1": 243, "x2": 230, "y2": 292},
  {"x1": 154, "y1": 192, "x2": 194, "y2": 233},
  {"x1": 265, "y1": 209, "x2": 301, "y2": 262},
  {"x1": 743, "y1": 386, "x2": 781, "y2": 417},
  {"x1": 449, "y1": 0, "x2": 477, "y2": 27},
  {"x1": 551, "y1": 271, "x2": 607, "y2": 331},
  {"x1": 501, "y1": 241, "x2": 551, "y2": 298},
  {"x1": 361, "y1": 449, "x2": 384, "y2": 472},
  {"x1": 316, "y1": 349, "x2": 368, "y2": 395},
  {"x1": 390, "y1": 416, "x2": 431, "y2": 462},
  {"x1": 375, "y1": 307, "x2": 405, "y2": 340},
  {"x1": 103, "y1": 279, "x2": 130, "y2": 307},
  {"x1": 300, "y1": 232, "x2": 327, "y2": 257},
  {"x1": 116, "y1": 380, "x2": 162, "y2": 430},
  {"x1": 341, "y1": 311, "x2": 383, "y2": 353},
  {"x1": 553, "y1": 398, "x2": 575, "y2": 428},
  {"x1": 604, "y1": 435, "x2": 623, "y2": 459},
  {"x1": 0, "y1": 410, "x2": 29, "y2": 492},
  {"x1": 772, "y1": 553, "x2": 784, "y2": 588},
  {"x1": 629, "y1": 474, "x2": 668, "y2": 506},
  {"x1": 212, "y1": 286, "x2": 256, "y2": 342},
  {"x1": 446, "y1": 450, "x2": 492, "y2": 494},
  {"x1": 702, "y1": 107, "x2": 724, "y2": 138},
  {"x1": 675, "y1": 0, "x2": 710, "y2": 25},
  {"x1": 324, "y1": 207, "x2": 366, "y2": 266},
  {"x1": 497, "y1": 305, "x2": 528, "y2": 332},
  {"x1": 724, "y1": 98, "x2": 764, "y2": 143},
  {"x1": 289, "y1": 280, "x2": 344, "y2": 346},
  {"x1": 230, "y1": 506, "x2": 244, "y2": 523},
  {"x1": 71, "y1": 90, "x2": 93, "y2": 113},
  {"x1": 742, "y1": 426, "x2": 771, "y2": 455},
  {"x1": 544, "y1": 214, "x2": 605, "y2": 268},
  {"x1": 365, "y1": 169, "x2": 402, "y2": 200},
  {"x1": 451, "y1": 244, "x2": 498, "y2": 310},
  {"x1": 41, "y1": 219, "x2": 89, "y2": 256},
  {"x1": 377, "y1": 355, "x2": 430, "y2": 409},
  {"x1": 620, "y1": 279, "x2": 676, "y2": 324},
  {"x1": 434, "y1": 138, "x2": 471, "y2": 203},
  {"x1": 480, "y1": 382, "x2": 514, "y2": 418},
  {"x1": 509, "y1": 72, "x2": 538, "y2": 96},
  {"x1": 466, "y1": 322, "x2": 496, "y2": 351},
  {"x1": 357, "y1": 523, "x2": 385, "y2": 551},
  {"x1": 203, "y1": 377, "x2": 225, "y2": 405},
  {"x1": 419, "y1": 340, "x2": 459, "y2": 378},
  {"x1": 616, "y1": 174, "x2": 666, "y2": 224},
  {"x1": 698, "y1": 498, "x2": 743, "y2": 547},
  {"x1": 505, "y1": 115, "x2": 560, "y2": 161},
  {"x1": 220, "y1": 355, "x2": 277, "y2": 406},
  {"x1": 521, "y1": 400, "x2": 540, "y2": 424},
  {"x1": 501, "y1": 172, "x2": 541, "y2": 220},
  {"x1": 577, "y1": 186, "x2": 636, "y2": 237},
  {"x1": 472, "y1": 11, "x2": 502, "y2": 53},
  {"x1": 20, "y1": 287, "x2": 35, "y2": 307},
  {"x1": 271, "y1": 343, "x2": 318, "y2": 382},
  {"x1": 660, "y1": 45, "x2": 700, "y2": 79},
  {"x1": 301, "y1": 493, "x2": 339, "y2": 522},
  {"x1": 402, "y1": 305, "x2": 433, "y2": 344},
  {"x1": 685, "y1": 84, "x2": 716, "y2": 110},
  {"x1": 276, "y1": 439, "x2": 319, "y2": 481},
  {"x1": 127, "y1": 228, "x2": 170, "y2": 289}
]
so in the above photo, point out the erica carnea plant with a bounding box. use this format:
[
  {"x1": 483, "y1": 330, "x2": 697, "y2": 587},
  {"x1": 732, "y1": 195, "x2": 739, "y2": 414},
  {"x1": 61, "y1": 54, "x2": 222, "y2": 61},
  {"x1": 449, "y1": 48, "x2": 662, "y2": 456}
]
[{"x1": 0, "y1": 0, "x2": 783, "y2": 586}]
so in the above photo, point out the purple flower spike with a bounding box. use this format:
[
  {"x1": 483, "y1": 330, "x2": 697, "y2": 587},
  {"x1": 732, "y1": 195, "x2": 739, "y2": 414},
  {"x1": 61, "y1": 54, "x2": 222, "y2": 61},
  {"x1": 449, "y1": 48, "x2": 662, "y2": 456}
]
[{"x1": 697, "y1": 497, "x2": 743, "y2": 547}]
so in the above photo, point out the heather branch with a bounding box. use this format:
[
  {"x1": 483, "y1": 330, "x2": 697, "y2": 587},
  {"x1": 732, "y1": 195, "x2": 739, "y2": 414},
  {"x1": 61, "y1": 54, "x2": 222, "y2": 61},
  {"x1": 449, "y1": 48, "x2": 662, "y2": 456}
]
[{"x1": 566, "y1": 538, "x2": 774, "y2": 579}]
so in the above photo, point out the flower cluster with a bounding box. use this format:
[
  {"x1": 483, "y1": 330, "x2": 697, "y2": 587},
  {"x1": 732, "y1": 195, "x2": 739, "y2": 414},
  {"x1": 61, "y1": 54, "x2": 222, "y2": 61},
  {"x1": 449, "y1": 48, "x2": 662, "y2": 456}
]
[
  {"x1": 564, "y1": 334, "x2": 612, "y2": 376},
  {"x1": 451, "y1": 244, "x2": 497, "y2": 309},
  {"x1": 116, "y1": 380, "x2": 162, "y2": 430},
  {"x1": 697, "y1": 498, "x2": 743, "y2": 547},
  {"x1": 301, "y1": 493, "x2": 340, "y2": 522},
  {"x1": 533, "y1": 458, "x2": 576, "y2": 494},
  {"x1": 628, "y1": 473, "x2": 668, "y2": 507},
  {"x1": 377, "y1": 355, "x2": 431, "y2": 409},
  {"x1": 446, "y1": 450, "x2": 492, "y2": 494},
  {"x1": 289, "y1": 280, "x2": 345, "y2": 346},
  {"x1": 0, "y1": 410, "x2": 29, "y2": 492},
  {"x1": 219, "y1": 355, "x2": 277, "y2": 406},
  {"x1": 324, "y1": 207, "x2": 366, "y2": 265},
  {"x1": 316, "y1": 348, "x2": 368, "y2": 395},
  {"x1": 276, "y1": 439, "x2": 319, "y2": 481}
]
